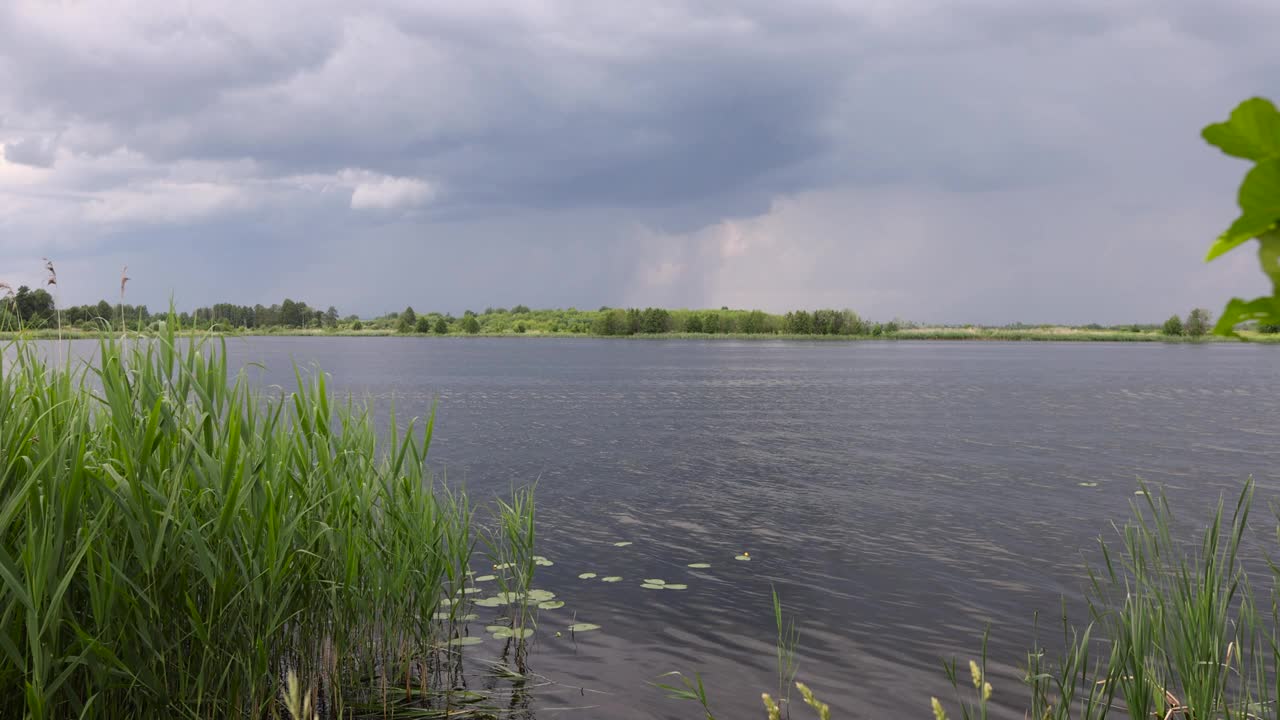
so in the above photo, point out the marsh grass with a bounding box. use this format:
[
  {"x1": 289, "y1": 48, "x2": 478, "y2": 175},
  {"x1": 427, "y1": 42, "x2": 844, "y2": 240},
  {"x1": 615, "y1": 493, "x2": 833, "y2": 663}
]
[
  {"x1": 936, "y1": 479, "x2": 1280, "y2": 720},
  {"x1": 0, "y1": 316, "x2": 535, "y2": 719}
]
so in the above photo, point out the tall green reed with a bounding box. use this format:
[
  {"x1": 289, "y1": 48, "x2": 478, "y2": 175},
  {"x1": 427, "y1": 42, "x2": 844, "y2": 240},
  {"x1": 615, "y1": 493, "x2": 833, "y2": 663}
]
[{"x1": 0, "y1": 316, "x2": 531, "y2": 719}]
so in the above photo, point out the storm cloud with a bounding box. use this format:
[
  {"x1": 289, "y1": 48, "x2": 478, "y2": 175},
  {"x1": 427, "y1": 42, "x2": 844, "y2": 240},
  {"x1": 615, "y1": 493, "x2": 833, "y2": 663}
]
[{"x1": 0, "y1": 0, "x2": 1276, "y2": 322}]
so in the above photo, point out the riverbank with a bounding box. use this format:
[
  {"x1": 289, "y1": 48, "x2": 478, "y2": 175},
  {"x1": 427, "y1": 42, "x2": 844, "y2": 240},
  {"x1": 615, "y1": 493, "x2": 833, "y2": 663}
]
[{"x1": 4, "y1": 326, "x2": 1278, "y2": 342}]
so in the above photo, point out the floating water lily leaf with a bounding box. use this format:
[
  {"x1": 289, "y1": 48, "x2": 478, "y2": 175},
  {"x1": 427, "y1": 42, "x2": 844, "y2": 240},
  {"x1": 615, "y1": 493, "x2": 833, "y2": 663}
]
[
  {"x1": 642, "y1": 579, "x2": 665, "y2": 585},
  {"x1": 1135, "y1": 490, "x2": 1146, "y2": 495},
  {"x1": 687, "y1": 563, "x2": 711, "y2": 569},
  {"x1": 475, "y1": 575, "x2": 497, "y2": 582},
  {"x1": 612, "y1": 541, "x2": 633, "y2": 547},
  {"x1": 497, "y1": 591, "x2": 522, "y2": 603},
  {"x1": 493, "y1": 562, "x2": 513, "y2": 570},
  {"x1": 568, "y1": 623, "x2": 600, "y2": 632},
  {"x1": 640, "y1": 583, "x2": 665, "y2": 590},
  {"x1": 462, "y1": 587, "x2": 482, "y2": 594},
  {"x1": 663, "y1": 584, "x2": 688, "y2": 590},
  {"x1": 449, "y1": 636, "x2": 482, "y2": 646},
  {"x1": 492, "y1": 627, "x2": 533, "y2": 640},
  {"x1": 458, "y1": 613, "x2": 478, "y2": 622},
  {"x1": 538, "y1": 600, "x2": 565, "y2": 610},
  {"x1": 527, "y1": 589, "x2": 556, "y2": 603},
  {"x1": 578, "y1": 572, "x2": 597, "y2": 580},
  {"x1": 485, "y1": 625, "x2": 508, "y2": 634},
  {"x1": 533, "y1": 555, "x2": 549, "y2": 562},
  {"x1": 1078, "y1": 482, "x2": 1099, "y2": 488},
  {"x1": 601, "y1": 576, "x2": 623, "y2": 583},
  {"x1": 535, "y1": 559, "x2": 555, "y2": 566},
  {"x1": 734, "y1": 555, "x2": 751, "y2": 561},
  {"x1": 439, "y1": 598, "x2": 454, "y2": 606},
  {"x1": 474, "y1": 596, "x2": 505, "y2": 608},
  {"x1": 433, "y1": 612, "x2": 452, "y2": 620}
]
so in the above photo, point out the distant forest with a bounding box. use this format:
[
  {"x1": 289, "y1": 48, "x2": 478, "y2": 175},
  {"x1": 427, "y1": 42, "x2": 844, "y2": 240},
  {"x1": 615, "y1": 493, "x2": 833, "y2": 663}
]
[{"x1": 1, "y1": 285, "x2": 1251, "y2": 336}]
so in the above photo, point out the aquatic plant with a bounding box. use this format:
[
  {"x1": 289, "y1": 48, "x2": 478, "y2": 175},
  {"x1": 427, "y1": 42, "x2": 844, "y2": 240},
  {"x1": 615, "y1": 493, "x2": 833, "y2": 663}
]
[{"x1": 0, "y1": 317, "x2": 536, "y2": 719}]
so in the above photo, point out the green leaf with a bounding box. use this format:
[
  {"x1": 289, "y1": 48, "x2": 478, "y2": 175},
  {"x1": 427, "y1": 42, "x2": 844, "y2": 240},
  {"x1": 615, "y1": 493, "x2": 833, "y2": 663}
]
[
  {"x1": 734, "y1": 554, "x2": 751, "y2": 561},
  {"x1": 643, "y1": 578, "x2": 666, "y2": 585},
  {"x1": 538, "y1": 600, "x2": 565, "y2": 610},
  {"x1": 526, "y1": 589, "x2": 556, "y2": 603},
  {"x1": 1213, "y1": 296, "x2": 1280, "y2": 335},
  {"x1": 663, "y1": 584, "x2": 688, "y2": 590},
  {"x1": 641, "y1": 583, "x2": 665, "y2": 590},
  {"x1": 568, "y1": 623, "x2": 601, "y2": 632},
  {"x1": 578, "y1": 572, "x2": 597, "y2": 580},
  {"x1": 1203, "y1": 98, "x2": 1280, "y2": 161},
  {"x1": 612, "y1": 541, "x2": 633, "y2": 547},
  {"x1": 449, "y1": 636, "x2": 483, "y2": 646},
  {"x1": 1207, "y1": 160, "x2": 1280, "y2": 261},
  {"x1": 474, "y1": 574, "x2": 496, "y2": 582},
  {"x1": 686, "y1": 563, "x2": 711, "y2": 569},
  {"x1": 601, "y1": 576, "x2": 623, "y2": 583}
]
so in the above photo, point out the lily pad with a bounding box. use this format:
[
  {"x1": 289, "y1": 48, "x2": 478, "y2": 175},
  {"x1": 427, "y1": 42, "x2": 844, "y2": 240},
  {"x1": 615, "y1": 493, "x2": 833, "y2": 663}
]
[
  {"x1": 485, "y1": 625, "x2": 509, "y2": 633},
  {"x1": 458, "y1": 613, "x2": 478, "y2": 622},
  {"x1": 578, "y1": 572, "x2": 598, "y2": 580},
  {"x1": 1135, "y1": 490, "x2": 1147, "y2": 496},
  {"x1": 449, "y1": 636, "x2": 483, "y2": 647},
  {"x1": 492, "y1": 627, "x2": 534, "y2": 640},
  {"x1": 475, "y1": 575, "x2": 497, "y2": 582},
  {"x1": 474, "y1": 596, "x2": 505, "y2": 608},
  {"x1": 663, "y1": 584, "x2": 688, "y2": 590},
  {"x1": 439, "y1": 598, "x2": 454, "y2": 606},
  {"x1": 535, "y1": 559, "x2": 555, "y2": 566},
  {"x1": 527, "y1": 589, "x2": 556, "y2": 603},
  {"x1": 640, "y1": 583, "x2": 665, "y2": 590},
  {"x1": 462, "y1": 587, "x2": 482, "y2": 595},
  {"x1": 568, "y1": 623, "x2": 600, "y2": 633},
  {"x1": 538, "y1": 600, "x2": 565, "y2": 610},
  {"x1": 687, "y1": 563, "x2": 711, "y2": 569},
  {"x1": 612, "y1": 541, "x2": 633, "y2": 547},
  {"x1": 601, "y1": 576, "x2": 623, "y2": 583},
  {"x1": 642, "y1": 578, "x2": 665, "y2": 585},
  {"x1": 734, "y1": 554, "x2": 751, "y2": 561},
  {"x1": 1078, "y1": 482, "x2": 1099, "y2": 487},
  {"x1": 433, "y1": 612, "x2": 452, "y2": 620}
]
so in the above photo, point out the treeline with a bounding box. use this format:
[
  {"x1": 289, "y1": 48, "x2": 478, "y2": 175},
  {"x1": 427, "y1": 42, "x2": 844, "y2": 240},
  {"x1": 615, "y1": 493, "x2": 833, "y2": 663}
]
[
  {"x1": 356, "y1": 305, "x2": 904, "y2": 336},
  {"x1": 0, "y1": 287, "x2": 340, "y2": 331}
]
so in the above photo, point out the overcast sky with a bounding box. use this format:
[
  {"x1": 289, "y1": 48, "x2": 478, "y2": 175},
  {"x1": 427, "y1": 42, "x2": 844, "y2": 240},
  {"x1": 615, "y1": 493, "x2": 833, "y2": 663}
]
[{"x1": 1, "y1": 0, "x2": 1277, "y2": 323}]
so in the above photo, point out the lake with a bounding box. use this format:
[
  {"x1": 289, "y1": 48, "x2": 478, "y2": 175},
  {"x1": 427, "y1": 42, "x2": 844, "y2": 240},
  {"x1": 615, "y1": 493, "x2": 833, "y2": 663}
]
[{"x1": 58, "y1": 337, "x2": 1280, "y2": 718}]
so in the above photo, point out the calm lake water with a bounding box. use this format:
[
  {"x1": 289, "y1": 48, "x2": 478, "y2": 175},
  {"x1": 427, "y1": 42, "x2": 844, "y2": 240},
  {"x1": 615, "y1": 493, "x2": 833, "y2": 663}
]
[{"x1": 55, "y1": 337, "x2": 1280, "y2": 718}]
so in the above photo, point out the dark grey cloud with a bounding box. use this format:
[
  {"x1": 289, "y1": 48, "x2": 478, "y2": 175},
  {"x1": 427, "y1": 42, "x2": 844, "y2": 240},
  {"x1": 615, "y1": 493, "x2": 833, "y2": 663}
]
[{"x1": 1, "y1": 0, "x2": 1278, "y2": 322}]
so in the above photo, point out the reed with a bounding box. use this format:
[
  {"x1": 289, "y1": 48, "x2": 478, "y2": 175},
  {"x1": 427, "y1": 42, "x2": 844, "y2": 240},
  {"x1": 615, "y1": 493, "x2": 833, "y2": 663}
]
[{"x1": 0, "y1": 315, "x2": 534, "y2": 719}]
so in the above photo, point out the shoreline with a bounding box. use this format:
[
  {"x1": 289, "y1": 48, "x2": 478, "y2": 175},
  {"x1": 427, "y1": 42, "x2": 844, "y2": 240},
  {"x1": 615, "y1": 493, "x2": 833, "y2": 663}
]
[{"x1": 3, "y1": 328, "x2": 1277, "y2": 343}]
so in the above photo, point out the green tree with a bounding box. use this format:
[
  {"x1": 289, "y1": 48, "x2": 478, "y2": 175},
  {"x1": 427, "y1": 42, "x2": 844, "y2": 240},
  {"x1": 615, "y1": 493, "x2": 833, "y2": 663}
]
[
  {"x1": 398, "y1": 306, "x2": 417, "y2": 333},
  {"x1": 639, "y1": 307, "x2": 672, "y2": 333},
  {"x1": 785, "y1": 310, "x2": 814, "y2": 334},
  {"x1": 511, "y1": 304, "x2": 531, "y2": 314},
  {"x1": 515, "y1": 322, "x2": 527, "y2": 333},
  {"x1": 1162, "y1": 314, "x2": 1185, "y2": 336},
  {"x1": 462, "y1": 316, "x2": 481, "y2": 334},
  {"x1": 351, "y1": 319, "x2": 363, "y2": 331},
  {"x1": 325, "y1": 306, "x2": 339, "y2": 328},
  {"x1": 433, "y1": 317, "x2": 449, "y2": 334},
  {"x1": 683, "y1": 313, "x2": 703, "y2": 333},
  {"x1": 703, "y1": 312, "x2": 721, "y2": 334},
  {"x1": 1185, "y1": 308, "x2": 1212, "y2": 337},
  {"x1": 415, "y1": 315, "x2": 432, "y2": 333}
]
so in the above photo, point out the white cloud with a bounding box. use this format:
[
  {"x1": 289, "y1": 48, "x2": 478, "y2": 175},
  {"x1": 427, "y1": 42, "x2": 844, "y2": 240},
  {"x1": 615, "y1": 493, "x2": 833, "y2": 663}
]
[{"x1": 347, "y1": 173, "x2": 435, "y2": 210}]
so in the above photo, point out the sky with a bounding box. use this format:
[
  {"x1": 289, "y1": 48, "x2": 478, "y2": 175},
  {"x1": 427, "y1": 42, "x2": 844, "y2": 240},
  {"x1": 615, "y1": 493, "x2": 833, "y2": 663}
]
[{"x1": 1, "y1": 0, "x2": 1277, "y2": 324}]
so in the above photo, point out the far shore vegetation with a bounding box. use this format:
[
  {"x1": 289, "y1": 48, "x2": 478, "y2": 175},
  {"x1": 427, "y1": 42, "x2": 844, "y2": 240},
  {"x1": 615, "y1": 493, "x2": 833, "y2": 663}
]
[{"x1": 0, "y1": 283, "x2": 1273, "y2": 342}]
